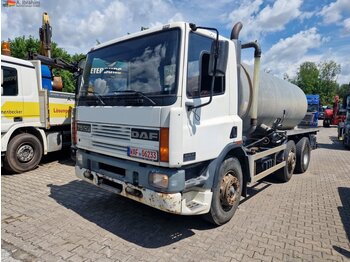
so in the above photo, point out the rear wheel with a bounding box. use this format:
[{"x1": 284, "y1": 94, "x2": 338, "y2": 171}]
[
  {"x1": 276, "y1": 141, "x2": 296, "y2": 182},
  {"x1": 4, "y1": 133, "x2": 43, "y2": 174},
  {"x1": 205, "y1": 157, "x2": 243, "y2": 225},
  {"x1": 323, "y1": 119, "x2": 330, "y2": 127},
  {"x1": 295, "y1": 137, "x2": 311, "y2": 174}
]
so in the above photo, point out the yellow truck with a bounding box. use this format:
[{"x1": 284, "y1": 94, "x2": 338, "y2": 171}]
[{"x1": 1, "y1": 55, "x2": 75, "y2": 173}]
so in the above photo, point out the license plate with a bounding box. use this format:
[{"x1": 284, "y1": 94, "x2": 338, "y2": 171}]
[{"x1": 128, "y1": 147, "x2": 158, "y2": 161}]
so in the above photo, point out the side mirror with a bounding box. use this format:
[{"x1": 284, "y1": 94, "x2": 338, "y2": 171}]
[
  {"x1": 208, "y1": 40, "x2": 229, "y2": 76},
  {"x1": 78, "y1": 59, "x2": 86, "y2": 70},
  {"x1": 75, "y1": 75, "x2": 84, "y2": 97}
]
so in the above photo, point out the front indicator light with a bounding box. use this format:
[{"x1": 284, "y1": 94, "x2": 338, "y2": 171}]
[
  {"x1": 149, "y1": 173, "x2": 169, "y2": 189},
  {"x1": 160, "y1": 128, "x2": 169, "y2": 162}
]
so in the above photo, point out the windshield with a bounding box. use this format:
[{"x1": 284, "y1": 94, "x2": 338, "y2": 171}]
[
  {"x1": 307, "y1": 104, "x2": 319, "y2": 112},
  {"x1": 78, "y1": 29, "x2": 180, "y2": 106}
]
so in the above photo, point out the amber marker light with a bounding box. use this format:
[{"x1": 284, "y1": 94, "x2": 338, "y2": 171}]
[{"x1": 159, "y1": 128, "x2": 169, "y2": 162}]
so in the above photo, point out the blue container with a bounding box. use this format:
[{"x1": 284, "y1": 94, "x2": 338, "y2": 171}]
[{"x1": 41, "y1": 65, "x2": 52, "y2": 90}]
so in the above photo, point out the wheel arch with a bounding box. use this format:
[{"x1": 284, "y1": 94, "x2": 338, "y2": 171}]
[
  {"x1": 288, "y1": 132, "x2": 317, "y2": 150},
  {"x1": 213, "y1": 143, "x2": 250, "y2": 197},
  {"x1": 3, "y1": 126, "x2": 47, "y2": 155}
]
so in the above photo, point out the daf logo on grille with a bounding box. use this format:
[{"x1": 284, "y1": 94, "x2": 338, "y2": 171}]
[{"x1": 131, "y1": 128, "x2": 159, "y2": 141}]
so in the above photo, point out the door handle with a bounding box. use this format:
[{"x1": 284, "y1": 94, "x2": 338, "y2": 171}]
[{"x1": 14, "y1": 117, "x2": 23, "y2": 122}]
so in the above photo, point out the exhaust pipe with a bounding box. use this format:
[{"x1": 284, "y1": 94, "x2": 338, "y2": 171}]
[
  {"x1": 241, "y1": 41, "x2": 261, "y2": 134},
  {"x1": 230, "y1": 23, "x2": 262, "y2": 135},
  {"x1": 231, "y1": 22, "x2": 243, "y2": 120},
  {"x1": 231, "y1": 22, "x2": 243, "y2": 40}
]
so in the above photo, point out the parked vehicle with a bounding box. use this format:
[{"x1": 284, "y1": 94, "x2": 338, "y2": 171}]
[
  {"x1": 338, "y1": 90, "x2": 350, "y2": 148},
  {"x1": 1, "y1": 12, "x2": 82, "y2": 173},
  {"x1": 73, "y1": 22, "x2": 318, "y2": 225},
  {"x1": 324, "y1": 96, "x2": 346, "y2": 127},
  {"x1": 1, "y1": 55, "x2": 76, "y2": 173},
  {"x1": 318, "y1": 107, "x2": 325, "y2": 120},
  {"x1": 299, "y1": 94, "x2": 319, "y2": 127}
]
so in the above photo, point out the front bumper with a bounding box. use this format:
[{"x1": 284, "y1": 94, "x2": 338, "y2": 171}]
[{"x1": 75, "y1": 165, "x2": 212, "y2": 215}]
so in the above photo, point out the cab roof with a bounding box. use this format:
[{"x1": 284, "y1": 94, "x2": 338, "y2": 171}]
[{"x1": 1, "y1": 55, "x2": 35, "y2": 67}]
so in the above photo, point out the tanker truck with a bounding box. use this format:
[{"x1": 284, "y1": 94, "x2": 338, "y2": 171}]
[{"x1": 73, "y1": 22, "x2": 318, "y2": 225}]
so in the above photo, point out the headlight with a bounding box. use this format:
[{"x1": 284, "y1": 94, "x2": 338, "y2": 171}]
[
  {"x1": 76, "y1": 150, "x2": 83, "y2": 166},
  {"x1": 149, "y1": 173, "x2": 169, "y2": 189}
]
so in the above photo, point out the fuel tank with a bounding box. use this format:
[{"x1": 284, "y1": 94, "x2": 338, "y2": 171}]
[{"x1": 238, "y1": 63, "x2": 307, "y2": 135}]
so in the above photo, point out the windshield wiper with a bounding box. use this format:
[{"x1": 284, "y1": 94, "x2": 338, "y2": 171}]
[
  {"x1": 113, "y1": 90, "x2": 156, "y2": 105},
  {"x1": 88, "y1": 91, "x2": 106, "y2": 105}
]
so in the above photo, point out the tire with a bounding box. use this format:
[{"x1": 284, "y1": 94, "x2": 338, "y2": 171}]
[
  {"x1": 276, "y1": 140, "x2": 296, "y2": 182},
  {"x1": 295, "y1": 137, "x2": 311, "y2": 174},
  {"x1": 345, "y1": 133, "x2": 350, "y2": 149},
  {"x1": 205, "y1": 157, "x2": 243, "y2": 226},
  {"x1": 323, "y1": 119, "x2": 330, "y2": 127},
  {"x1": 4, "y1": 133, "x2": 43, "y2": 174}
]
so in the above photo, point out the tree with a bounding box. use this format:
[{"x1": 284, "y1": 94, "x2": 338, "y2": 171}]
[
  {"x1": 318, "y1": 60, "x2": 341, "y2": 82},
  {"x1": 290, "y1": 60, "x2": 341, "y2": 105},
  {"x1": 318, "y1": 60, "x2": 341, "y2": 105},
  {"x1": 294, "y1": 62, "x2": 319, "y2": 94},
  {"x1": 9, "y1": 36, "x2": 40, "y2": 59},
  {"x1": 5, "y1": 36, "x2": 84, "y2": 93},
  {"x1": 338, "y1": 83, "x2": 350, "y2": 105}
]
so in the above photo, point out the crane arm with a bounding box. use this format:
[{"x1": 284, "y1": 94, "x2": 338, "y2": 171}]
[
  {"x1": 29, "y1": 52, "x2": 80, "y2": 73},
  {"x1": 39, "y1": 12, "x2": 52, "y2": 58}
]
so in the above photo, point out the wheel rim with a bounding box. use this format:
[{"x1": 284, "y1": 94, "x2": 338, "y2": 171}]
[
  {"x1": 17, "y1": 144, "x2": 34, "y2": 163},
  {"x1": 219, "y1": 172, "x2": 240, "y2": 211},
  {"x1": 287, "y1": 150, "x2": 296, "y2": 173}
]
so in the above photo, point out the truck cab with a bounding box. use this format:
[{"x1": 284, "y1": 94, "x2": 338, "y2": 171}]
[
  {"x1": 74, "y1": 23, "x2": 241, "y2": 217},
  {"x1": 1, "y1": 56, "x2": 40, "y2": 133}
]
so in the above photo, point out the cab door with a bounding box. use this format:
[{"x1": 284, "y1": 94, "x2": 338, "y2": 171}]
[
  {"x1": 1, "y1": 64, "x2": 24, "y2": 133},
  {"x1": 181, "y1": 31, "x2": 238, "y2": 164}
]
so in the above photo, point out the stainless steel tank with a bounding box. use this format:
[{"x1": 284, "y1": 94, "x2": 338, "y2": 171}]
[{"x1": 239, "y1": 63, "x2": 307, "y2": 135}]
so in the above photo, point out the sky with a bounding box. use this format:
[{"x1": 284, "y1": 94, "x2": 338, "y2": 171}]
[{"x1": 1, "y1": 0, "x2": 350, "y2": 84}]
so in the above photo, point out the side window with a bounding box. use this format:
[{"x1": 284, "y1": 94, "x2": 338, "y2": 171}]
[
  {"x1": 199, "y1": 53, "x2": 224, "y2": 96},
  {"x1": 187, "y1": 33, "x2": 225, "y2": 98},
  {"x1": 1, "y1": 67, "x2": 18, "y2": 96}
]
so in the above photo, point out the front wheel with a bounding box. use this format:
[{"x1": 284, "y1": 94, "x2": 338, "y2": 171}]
[
  {"x1": 4, "y1": 133, "x2": 43, "y2": 173},
  {"x1": 205, "y1": 157, "x2": 243, "y2": 226}
]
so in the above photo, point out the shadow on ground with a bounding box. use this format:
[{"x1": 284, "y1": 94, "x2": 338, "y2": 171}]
[
  {"x1": 45, "y1": 140, "x2": 320, "y2": 248},
  {"x1": 48, "y1": 176, "x2": 278, "y2": 248},
  {"x1": 41, "y1": 148, "x2": 75, "y2": 166},
  {"x1": 333, "y1": 187, "x2": 350, "y2": 258},
  {"x1": 318, "y1": 136, "x2": 348, "y2": 151},
  {"x1": 48, "y1": 180, "x2": 216, "y2": 248}
]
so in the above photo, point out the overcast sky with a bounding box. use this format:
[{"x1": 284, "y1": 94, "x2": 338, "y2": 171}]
[{"x1": 1, "y1": 0, "x2": 350, "y2": 84}]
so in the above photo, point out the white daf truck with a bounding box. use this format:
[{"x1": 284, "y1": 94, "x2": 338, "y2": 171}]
[
  {"x1": 1, "y1": 55, "x2": 75, "y2": 173},
  {"x1": 74, "y1": 22, "x2": 318, "y2": 225}
]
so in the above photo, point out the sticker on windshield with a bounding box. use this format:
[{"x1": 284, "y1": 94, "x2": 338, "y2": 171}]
[{"x1": 90, "y1": 58, "x2": 128, "y2": 75}]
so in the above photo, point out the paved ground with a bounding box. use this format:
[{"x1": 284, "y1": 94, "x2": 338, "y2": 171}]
[{"x1": 2, "y1": 124, "x2": 350, "y2": 262}]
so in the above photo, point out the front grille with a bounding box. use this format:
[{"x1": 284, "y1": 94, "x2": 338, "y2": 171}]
[
  {"x1": 91, "y1": 124, "x2": 131, "y2": 155},
  {"x1": 92, "y1": 124, "x2": 131, "y2": 140}
]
